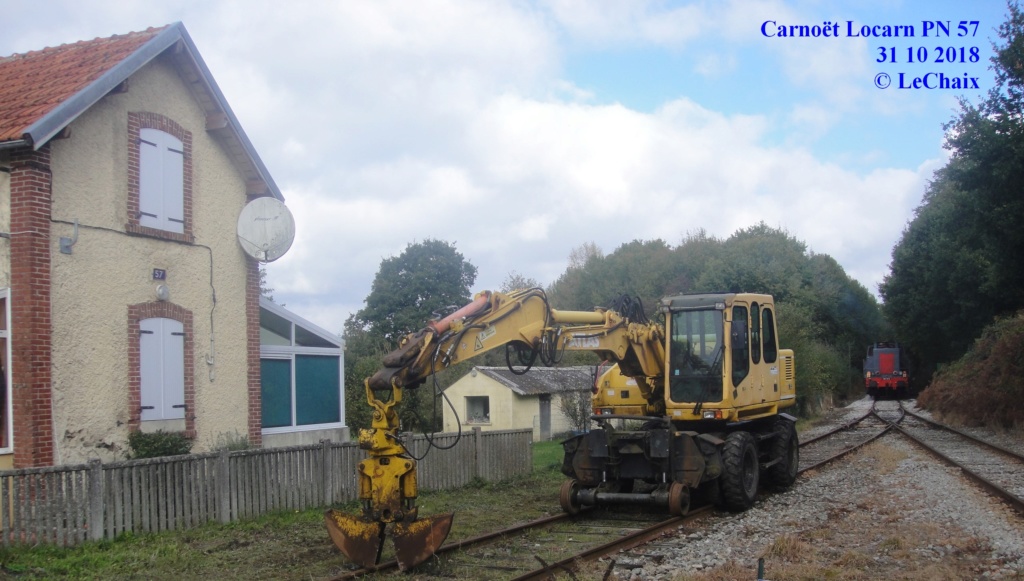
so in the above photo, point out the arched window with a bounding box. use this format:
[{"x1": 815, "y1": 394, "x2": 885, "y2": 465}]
[
  {"x1": 139, "y1": 317, "x2": 185, "y2": 421},
  {"x1": 138, "y1": 129, "x2": 185, "y2": 234}
]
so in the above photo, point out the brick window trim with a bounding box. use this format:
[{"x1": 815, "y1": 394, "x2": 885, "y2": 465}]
[
  {"x1": 127, "y1": 302, "x2": 196, "y2": 438},
  {"x1": 126, "y1": 112, "x2": 194, "y2": 243}
]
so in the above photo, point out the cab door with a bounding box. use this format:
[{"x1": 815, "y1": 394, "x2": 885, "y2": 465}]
[
  {"x1": 727, "y1": 301, "x2": 753, "y2": 407},
  {"x1": 758, "y1": 303, "x2": 788, "y2": 403},
  {"x1": 729, "y1": 299, "x2": 779, "y2": 408}
]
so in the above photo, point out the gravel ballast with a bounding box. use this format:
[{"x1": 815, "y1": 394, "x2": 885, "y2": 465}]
[{"x1": 615, "y1": 397, "x2": 1024, "y2": 580}]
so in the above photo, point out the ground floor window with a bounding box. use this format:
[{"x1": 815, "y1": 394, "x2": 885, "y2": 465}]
[
  {"x1": 261, "y1": 355, "x2": 341, "y2": 429},
  {"x1": 139, "y1": 317, "x2": 185, "y2": 420},
  {"x1": 259, "y1": 298, "x2": 344, "y2": 434}
]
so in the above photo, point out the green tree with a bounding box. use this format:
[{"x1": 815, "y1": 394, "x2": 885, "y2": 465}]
[
  {"x1": 882, "y1": 2, "x2": 1024, "y2": 380},
  {"x1": 349, "y1": 239, "x2": 478, "y2": 344},
  {"x1": 943, "y1": 1, "x2": 1024, "y2": 306},
  {"x1": 343, "y1": 239, "x2": 478, "y2": 431},
  {"x1": 545, "y1": 224, "x2": 883, "y2": 407},
  {"x1": 500, "y1": 270, "x2": 541, "y2": 293},
  {"x1": 258, "y1": 266, "x2": 274, "y2": 302},
  {"x1": 881, "y1": 166, "x2": 993, "y2": 379}
]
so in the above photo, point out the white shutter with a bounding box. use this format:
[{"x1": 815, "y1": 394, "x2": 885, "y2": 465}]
[
  {"x1": 139, "y1": 318, "x2": 162, "y2": 421},
  {"x1": 138, "y1": 129, "x2": 184, "y2": 233},
  {"x1": 164, "y1": 319, "x2": 186, "y2": 419},
  {"x1": 139, "y1": 318, "x2": 185, "y2": 421},
  {"x1": 139, "y1": 129, "x2": 162, "y2": 230}
]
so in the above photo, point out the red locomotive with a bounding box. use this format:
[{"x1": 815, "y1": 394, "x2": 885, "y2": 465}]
[{"x1": 863, "y1": 342, "x2": 909, "y2": 399}]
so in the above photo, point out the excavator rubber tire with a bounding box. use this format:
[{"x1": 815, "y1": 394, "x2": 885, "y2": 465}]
[
  {"x1": 720, "y1": 431, "x2": 758, "y2": 512},
  {"x1": 765, "y1": 419, "x2": 799, "y2": 490}
]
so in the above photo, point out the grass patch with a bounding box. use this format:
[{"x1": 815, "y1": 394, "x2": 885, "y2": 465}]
[
  {"x1": 851, "y1": 440, "x2": 909, "y2": 475},
  {"x1": 532, "y1": 439, "x2": 564, "y2": 471},
  {"x1": 762, "y1": 533, "x2": 812, "y2": 561},
  {"x1": 0, "y1": 443, "x2": 570, "y2": 579}
]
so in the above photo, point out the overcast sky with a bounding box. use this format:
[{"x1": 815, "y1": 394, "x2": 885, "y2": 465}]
[{"x1": 0, "y1": 1, "x2": 1009, "y2": 334}]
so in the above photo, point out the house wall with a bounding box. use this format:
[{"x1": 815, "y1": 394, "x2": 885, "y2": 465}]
[
  {"x1": 46, "y1": 55, "x2": 253, "y2": 463},
  {"x1": 442, "y1": 371, "x2": 580, "y2": 442},
  {"x1": 0, "y1": 164, "x2": 9, "y2": 287}
]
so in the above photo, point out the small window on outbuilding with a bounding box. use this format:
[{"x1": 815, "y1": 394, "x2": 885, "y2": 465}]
[{"x1": 466, "y1": 396, "x2": 490, "y2": 424}]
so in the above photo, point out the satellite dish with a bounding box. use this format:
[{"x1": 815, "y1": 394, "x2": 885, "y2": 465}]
[{"x1": 236, "y1": 197, "x2": 295, "y2": 262}]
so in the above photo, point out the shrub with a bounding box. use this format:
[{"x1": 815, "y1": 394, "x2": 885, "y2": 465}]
[
  {"x1": 212, "y1": 430, "x2": 250, "y2": 451},
  {"x1": 918, "y1": 310, "x2": 1024, "y2": 428},
  {"x1": 127, "y1": 430, "x2": 193, "y2": 459}
]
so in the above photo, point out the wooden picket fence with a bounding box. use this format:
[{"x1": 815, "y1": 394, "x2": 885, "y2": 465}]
[{"x1": 0, "y1": 427, "x2": 531, "y2": 546}]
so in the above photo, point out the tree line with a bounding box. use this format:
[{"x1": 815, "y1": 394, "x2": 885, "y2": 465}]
[
  {"x1": 881, "y1": 2, "x2": 1024, "y2": 387},
  {"x1": 342, "y1": 225, "x2": 886, "y2": 432}
]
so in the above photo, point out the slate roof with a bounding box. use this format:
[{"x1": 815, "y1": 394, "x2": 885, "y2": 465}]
[
  {"x1": 0, "y1": 22, "x2": 282, "y2": 200},
  {"x1": 472, "y1": 366, "x2": 594, "y2": 396}
]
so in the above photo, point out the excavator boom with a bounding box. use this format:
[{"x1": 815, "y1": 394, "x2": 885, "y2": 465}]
[{"x1": 327, "y1": 288, "x2": 666, "y2": 569}]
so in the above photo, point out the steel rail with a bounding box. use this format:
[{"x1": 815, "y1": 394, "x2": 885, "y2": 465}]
[
  {"x1": 798, "y1": 407, "x2": 873, "y2": 447},
  {"x1": 333, "y1": 400, "x2": 903, "y2": 579},
  {"x1": 328, "y1": 511, "x2": 575, "y2": 580},
  {"x1": 508, "y1": 506, "x2": 714, "y2": 581},
  {"x1": 891, "y1": 402, "x2": 1024, "y2": 518},
  {"x1": 899, "y1": 403, "x2": 1024, "y2": 463},
  {"x1": 798, "y1": 423, "x2": 895, "y2": 474},
  {"x1": 797, "y1": 400, "x2": 899, "y2": 474},
  {"x1": 889, "y1": 423, "x2": 1024, "y2": 517}
]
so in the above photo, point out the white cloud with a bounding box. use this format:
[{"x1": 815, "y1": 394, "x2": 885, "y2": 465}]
[{"x1": 1, "y1": 0, "x2": 953, "y2": 333}]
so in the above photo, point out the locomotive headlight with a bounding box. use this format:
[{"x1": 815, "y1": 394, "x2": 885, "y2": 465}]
[{"x1": 600, "y1": 408, "x2": 613, "y2": 415}]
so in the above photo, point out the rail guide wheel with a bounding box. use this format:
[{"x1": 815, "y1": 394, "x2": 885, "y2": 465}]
[
  {"x1": 668, "y1": 482, "x2": 689, "y2": 516},
  {"x1": 559, "y1": 479, "x2": 582, "y2": 515}
]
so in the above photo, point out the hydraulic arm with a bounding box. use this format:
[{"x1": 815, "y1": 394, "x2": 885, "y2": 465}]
[{"x1": 325, "y1": 288, "x2": 666, "y2": 570}]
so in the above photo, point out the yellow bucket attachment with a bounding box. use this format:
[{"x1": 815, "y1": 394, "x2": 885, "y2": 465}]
[
  {"x1": 324, "y1": 510, "x2": 386, "y2": 569},
  {"x1": 325, "y1": 510, "x2": 454, "y2": 571},
  {"x1": 392, "y1": 513, "x2": 454, "y2": 571}
]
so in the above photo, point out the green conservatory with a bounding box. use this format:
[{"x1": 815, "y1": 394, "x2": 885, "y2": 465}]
[{"x1": 259, "y1": 297, "x2": 347, "y2": 446}]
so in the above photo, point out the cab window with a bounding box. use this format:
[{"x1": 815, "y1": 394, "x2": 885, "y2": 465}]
[
  {"x1": 750, "y1": 302, "x2": 761, "y2": 364},
  {"x1": 731, "y1": 305, "x2": 749, "y2": 386},
  {"x1": 762, "y1": 308, "x2": 778, "y2": 363}
]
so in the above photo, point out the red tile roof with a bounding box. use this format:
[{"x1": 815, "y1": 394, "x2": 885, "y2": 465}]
[{"x1": 0, "y1": 26, "x2": 167, "y2": 143}]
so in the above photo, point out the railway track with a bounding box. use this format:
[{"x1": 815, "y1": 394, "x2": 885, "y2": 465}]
[
  {"x1": 329, "y1": 506, "x2": 712, "y2": 580},
  {"x1": 333, "y1": 399, "x2": 1024, "y2": 579},
  {"x1": 333, "y1": 405, "x2": 897, "y2": 580},
  {"x1": 797, "y1": 399, "x2": 897, "y2": 473},
  {"x1": 888, "y1": 401, "x2": 1024, "y2": 516}
]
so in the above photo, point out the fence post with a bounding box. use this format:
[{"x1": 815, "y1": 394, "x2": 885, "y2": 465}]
[
  {"x1": 473, "y1": 427, "x2": 484, "y2": 480},
  {"x1": 88, "y1": 459, "x2": 104, "y2": 541},
  {"x1": 217, "y1": 448, "x2": 231, "y2": 524},
  {"x1": 320, "y1": 439, "x2": 331, "y2": 507}
]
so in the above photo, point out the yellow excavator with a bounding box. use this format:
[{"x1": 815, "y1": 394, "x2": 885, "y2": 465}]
[{"x1": 325, "y1": 288, "x2": 797, "y2": 570}]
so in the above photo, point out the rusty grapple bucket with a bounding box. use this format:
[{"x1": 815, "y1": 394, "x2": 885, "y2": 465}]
[{"x1": 325, "y1": 509, "x2": 453, "y2": 571}]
